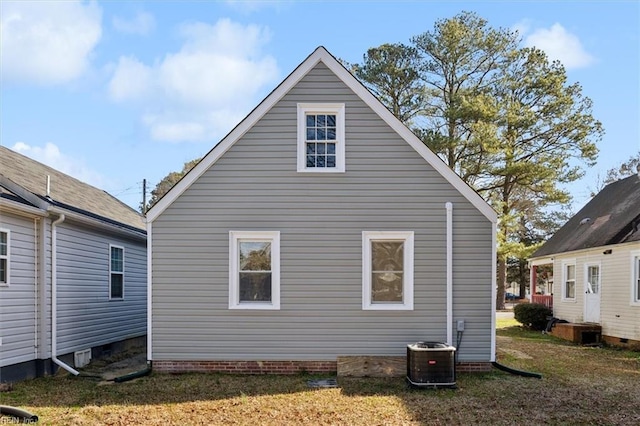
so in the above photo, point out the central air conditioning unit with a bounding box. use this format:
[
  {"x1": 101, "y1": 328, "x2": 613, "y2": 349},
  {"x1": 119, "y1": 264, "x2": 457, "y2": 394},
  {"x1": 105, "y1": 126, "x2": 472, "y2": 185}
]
[{"x1": 406, "y1": 341, "x2": 456, "y2": 388}]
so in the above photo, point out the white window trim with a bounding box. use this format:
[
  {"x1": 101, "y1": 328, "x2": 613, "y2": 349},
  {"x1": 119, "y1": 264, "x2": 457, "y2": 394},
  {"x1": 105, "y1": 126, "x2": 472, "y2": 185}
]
[
  {"x1": 631, "y1": 250, "x2": 640, "y2": 306},
  {"x1": 229, "y1": 231, "x2": 281, "y2": 310},
  {"x1": 109, "y1": 244, "x2": 125, "y2": 300},
  {"x1": 584, "y1": 262, "x2": 601, "y2": 295},
  {"x1": 0, "y1": 228, "x2": 9, "y2": 287},
  {"x1": 562, "y1": 260, "x2": 576, "y2": 302},
  {"x1": 297, "y1": 103, "x2": 345, "y2": 173},
  {"x1": 362, "y1": 231, "x2": 414, "y2": 311}
]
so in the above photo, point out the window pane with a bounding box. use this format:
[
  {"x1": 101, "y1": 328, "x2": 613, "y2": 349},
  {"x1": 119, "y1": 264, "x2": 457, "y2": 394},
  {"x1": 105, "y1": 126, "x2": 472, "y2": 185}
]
[
  {"x1": 317, "y1": 156, "x2": 325, "y2": 167},
  {"x1": 0, "y1": 258, "x2": 6, "y2": 283},
  {"x1": 239, "y1": 272, "x2": 272, "y2": 302},
  {"x1": 326, "y1": 115, "x2": 336, "y2": 126},
  {"x1": 306, "y1": 115, "x2": 315, "y2": 127},
  {"x1": 317, "y1": 128, "x2": 326, "y2": 140},
  {"x1": 111, "y1": 274, "x2": 123, "y2": 298},
  {"x1": 317, "y1": 115, "x2": 326, "y2": 127},
  {"x1": 372, "y1": 272, "x2": 403, "y2": 302},
  {"x1": 111, "y1": 247, "x2": 123, "y2": 273},
  {"x1": 327, "y1": 143, "x2": 336, "y2": 154},
  {"x1": 326, "y1": 155, "x2": 336, "y2": 167},
  {"x1": 327, "y1": 128, "x2": 336, "y2": 140},
  {"x1": 567, "y1": 265, "x2": 575, "y2": 280},
  {"x1": 306, "y1": 156, "x2": 315, "y2": 168},
  {"x1": 239, "y1": 241, "x2": 271, "y2": 271},
  {"x1": 317, "y1": 143, "x2": 326, "y2": 154},
  {"x1": 372, "y1": 241, "x2": 404, "y2": 271},
  {"x1": 587, "y1": 266, "x2": 599, "y2": 293},
  {"x1": 566, "y1": 282, "x2": 575, "y2": 299},
  {"x1": 371, "y1": 241, "x2": 404, "y2": 303},
  {"x1": 0, "y1": 232, "x2": 6, "y2": 256},
  {"x1": 306, "y1": 128, "x2": 316, "y2": 140},
  {"x1": 306, "y1": 143, "x2": 316, "y2": 154}
]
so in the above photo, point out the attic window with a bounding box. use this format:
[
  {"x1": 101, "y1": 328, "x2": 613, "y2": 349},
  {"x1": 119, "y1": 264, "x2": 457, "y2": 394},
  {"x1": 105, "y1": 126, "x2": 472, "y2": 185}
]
[{"x1": 297, "y1": 103, "x2": 345, "y2": 173}]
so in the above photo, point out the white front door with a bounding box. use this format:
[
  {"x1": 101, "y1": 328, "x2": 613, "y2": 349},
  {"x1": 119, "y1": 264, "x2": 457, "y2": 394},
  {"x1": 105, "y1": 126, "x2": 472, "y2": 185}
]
[{"x1": 584, "y1": 264, "x2": 600, "y2": 323}]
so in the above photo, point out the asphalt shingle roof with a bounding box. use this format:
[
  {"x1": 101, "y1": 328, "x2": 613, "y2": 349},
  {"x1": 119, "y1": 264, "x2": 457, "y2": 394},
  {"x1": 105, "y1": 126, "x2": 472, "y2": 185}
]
[
  {"x1": 0, "y1": 146, "x2": 145, "y2": 231},
  {"x1": 532, "y1": 173, "x2": 640, "y2": 257}
]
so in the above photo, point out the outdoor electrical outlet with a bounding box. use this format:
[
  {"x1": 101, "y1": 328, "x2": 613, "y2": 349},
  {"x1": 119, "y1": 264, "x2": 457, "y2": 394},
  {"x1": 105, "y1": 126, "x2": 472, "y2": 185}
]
[{"x1": 457, "y1": 320, "x2": 465, "y2": 331}]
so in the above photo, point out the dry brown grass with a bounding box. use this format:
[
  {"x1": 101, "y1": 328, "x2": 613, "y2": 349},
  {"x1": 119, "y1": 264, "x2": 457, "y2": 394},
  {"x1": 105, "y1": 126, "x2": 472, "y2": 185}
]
[{"x1": 3, "y1": 327, "x2": 639, "y2": 425}]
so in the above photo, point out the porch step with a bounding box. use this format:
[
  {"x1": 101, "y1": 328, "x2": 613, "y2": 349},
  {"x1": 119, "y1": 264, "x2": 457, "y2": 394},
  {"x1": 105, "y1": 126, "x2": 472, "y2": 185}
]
[{"x1": 550, "y1": 323, "x2": 602, "y2": 345}]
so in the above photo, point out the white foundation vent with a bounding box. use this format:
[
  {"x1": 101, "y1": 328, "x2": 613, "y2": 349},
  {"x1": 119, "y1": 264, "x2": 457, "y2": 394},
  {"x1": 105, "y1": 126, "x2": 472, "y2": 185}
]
[{"x1": 74, "y1": 349, "x2": 92, "y2": 368}]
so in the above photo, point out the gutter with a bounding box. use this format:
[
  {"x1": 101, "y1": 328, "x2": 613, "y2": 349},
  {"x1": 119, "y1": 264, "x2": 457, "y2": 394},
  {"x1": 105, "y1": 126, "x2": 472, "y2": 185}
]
[
  {"x1": 51, "y1": 213, "x2": 79, "y2": 376},
  {"x1": 48, "y1": 206, "x2": 145, "y2": 242},
  {"x1": 446, "y1": 202, "x2": 453, "y2": 346}
]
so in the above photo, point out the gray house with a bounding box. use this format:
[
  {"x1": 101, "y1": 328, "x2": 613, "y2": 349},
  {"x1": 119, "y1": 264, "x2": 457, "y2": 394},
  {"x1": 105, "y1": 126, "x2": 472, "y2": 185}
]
[
  {"x1": 0, "y1": 146, "x2": 147, "y2": 382},
  {"x1": 146, "y1": 47, "x2": 497, "y2": 374}
]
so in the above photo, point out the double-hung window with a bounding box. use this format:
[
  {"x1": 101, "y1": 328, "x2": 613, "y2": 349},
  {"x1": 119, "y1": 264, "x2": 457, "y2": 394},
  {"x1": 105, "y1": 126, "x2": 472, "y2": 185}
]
[
  {"x1": 563, "y1": 262, "x2": 576, "y2": 300},
  {"x1": 0, "y1": 229, "x2": 8, "y2": 286},
  {"x1": 362, "y1": 231, "x2": 414, "y2": 310},
  {"x1": 229, "y1": 231, "x2": 280, "y2": 310},
  {"x1": 632, "y1": 252, "x2": 640, "y2": 305},
  {"x1": 109, "y1": 245, "x2": 124, "y2": 299},
  {"x1": 297, "y1": 103, "x2": 345, "y2": 173}
]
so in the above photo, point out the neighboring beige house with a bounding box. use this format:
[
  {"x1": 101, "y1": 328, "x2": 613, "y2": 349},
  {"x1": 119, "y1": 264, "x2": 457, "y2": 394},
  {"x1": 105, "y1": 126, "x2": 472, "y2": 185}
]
[
  {"x1": 146, "y1": 46, "x2": 498, "y2": 375},
  {"x1": 529, "y1": 173, "x2": 640, "y2": 348}
]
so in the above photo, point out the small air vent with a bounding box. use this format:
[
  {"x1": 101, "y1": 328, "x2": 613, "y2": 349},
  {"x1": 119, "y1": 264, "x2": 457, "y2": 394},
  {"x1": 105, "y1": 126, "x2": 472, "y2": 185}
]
[
  {"x1": 407, "y1": 342, "x2": 456, "y2": 388},
  {"x1": 74, "y1": 349, "x2": 92, "y2": 368}
]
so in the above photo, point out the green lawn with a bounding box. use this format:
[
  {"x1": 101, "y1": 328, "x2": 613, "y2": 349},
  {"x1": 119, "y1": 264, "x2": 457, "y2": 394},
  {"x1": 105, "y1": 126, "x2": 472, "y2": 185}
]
[{"x1": 2, "y1": 326, "x2": 639, "y2": 425}]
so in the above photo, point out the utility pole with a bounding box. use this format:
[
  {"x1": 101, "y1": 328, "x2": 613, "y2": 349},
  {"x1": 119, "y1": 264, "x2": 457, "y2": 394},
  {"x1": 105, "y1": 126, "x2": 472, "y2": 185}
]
[{"x1": 142, "y1": 179, "x2": 147, "y2": 215}]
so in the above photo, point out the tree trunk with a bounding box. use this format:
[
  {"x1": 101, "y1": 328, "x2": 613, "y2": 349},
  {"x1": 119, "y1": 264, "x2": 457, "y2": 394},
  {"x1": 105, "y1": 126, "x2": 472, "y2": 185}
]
[
  {"x1": 519, "y1": 259, "x2": 528, "y2": 298},
  {"x1": 496, "y1": 255, "x2": 506, "y2": 310}
]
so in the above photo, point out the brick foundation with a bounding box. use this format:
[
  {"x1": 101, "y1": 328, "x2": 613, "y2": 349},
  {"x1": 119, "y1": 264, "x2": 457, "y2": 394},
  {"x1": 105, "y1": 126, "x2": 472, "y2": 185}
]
[
  {"x1": 153, "y1": 359, "x2": 492, "y2": 375},
  {"x1": 153, "y1": 360, "x2": 337, "y2": 374},
  {"x1": 602, "y1": 335, "x2": 640, "y2": 351},
  {"x1": 456, "y1": 362, "x2": 492, "y2": 372}
]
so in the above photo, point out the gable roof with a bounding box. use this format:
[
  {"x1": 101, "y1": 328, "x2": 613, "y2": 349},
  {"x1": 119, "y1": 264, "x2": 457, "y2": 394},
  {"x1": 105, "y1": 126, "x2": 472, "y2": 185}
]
[
  {"x1": 146, "y1": 46, "x2": 497, "y2": 224},
  {"x1": 532, "y1": 173, "x2": 640, "y2": 258},
  {"x1": 0, "y1": 145, "x2": 145, "y2": 231}
]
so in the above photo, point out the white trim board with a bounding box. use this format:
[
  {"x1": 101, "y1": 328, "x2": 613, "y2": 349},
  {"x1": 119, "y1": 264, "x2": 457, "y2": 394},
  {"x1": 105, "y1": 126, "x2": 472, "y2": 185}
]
[{"x1": 146, "y1": 46, "x2": 497, "y2": 224}]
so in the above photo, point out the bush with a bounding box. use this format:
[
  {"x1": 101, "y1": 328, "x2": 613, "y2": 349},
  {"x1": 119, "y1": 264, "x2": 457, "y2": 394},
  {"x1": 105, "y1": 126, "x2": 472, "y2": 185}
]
[{"x1": 513, "y1": 303, "x2": 553, "y2": 330}]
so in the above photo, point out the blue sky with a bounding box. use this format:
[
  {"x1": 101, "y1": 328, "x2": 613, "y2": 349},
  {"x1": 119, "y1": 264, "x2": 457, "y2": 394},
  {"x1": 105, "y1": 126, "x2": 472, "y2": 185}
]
[{"x1": 1, "y1": 0, "x2": 639, "y2": 211}]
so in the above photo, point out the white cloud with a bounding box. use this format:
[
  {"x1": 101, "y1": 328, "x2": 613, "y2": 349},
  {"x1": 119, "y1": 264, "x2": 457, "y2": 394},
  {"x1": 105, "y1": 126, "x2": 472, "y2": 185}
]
[
  {"x1": 11, "y1": 142, "x2": 109, "y2": 189},
  {"x1": 112, "y1": 11, "x2": 155, "y2": 35},
  {"x1": 225, "y1": 0, "x2": 293, "y2": 13},
  {"x1": 108, "y1": 56, "x2": 153, "y2": 102},
  {"x1": 522, "y1": 23, "x2": 594, "y2": 69},
  {"x1": 0, "y1": 0, "x2": 102, "y2": 84},
  {"x1": 108, "y1": 18, "x2": 279, "y2": 142}
]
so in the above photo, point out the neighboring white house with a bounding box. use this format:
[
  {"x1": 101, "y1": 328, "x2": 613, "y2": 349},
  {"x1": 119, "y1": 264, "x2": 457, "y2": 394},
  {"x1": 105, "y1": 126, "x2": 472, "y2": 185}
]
[
  {"x1": 0, "y1": 146, "x2": 147, "y2": 383},
  {"x1": 530, "y1": 173, "x2": 640, "y2": 349},
  {"x1": 146, "y1": 46, "x2": 498, "y2": 375}
]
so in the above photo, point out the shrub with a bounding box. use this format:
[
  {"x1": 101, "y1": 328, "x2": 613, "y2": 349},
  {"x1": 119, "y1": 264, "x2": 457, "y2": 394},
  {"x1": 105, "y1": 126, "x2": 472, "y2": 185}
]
[{"x1": 513, "y1": 303, "x2": 553, "y2": 331}]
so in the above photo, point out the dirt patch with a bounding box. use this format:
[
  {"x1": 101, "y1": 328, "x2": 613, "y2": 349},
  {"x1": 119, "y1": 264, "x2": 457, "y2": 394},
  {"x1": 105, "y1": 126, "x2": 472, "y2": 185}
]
[{"x1": 80, "y1": 349, "x2": 148, "y2": 383}]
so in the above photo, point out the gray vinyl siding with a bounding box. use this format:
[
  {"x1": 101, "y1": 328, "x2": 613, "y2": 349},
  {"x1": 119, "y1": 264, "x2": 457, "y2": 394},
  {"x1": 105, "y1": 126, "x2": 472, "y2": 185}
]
[
  {"x1": 55, "y1": 221, "x2": 146, "y2": 354},
  {"x1": 0, "y1": 211, "x2": 37, "y2": 368},
  {"x1": 152, "y1": 62, "x2": 493, "y2": 362}
]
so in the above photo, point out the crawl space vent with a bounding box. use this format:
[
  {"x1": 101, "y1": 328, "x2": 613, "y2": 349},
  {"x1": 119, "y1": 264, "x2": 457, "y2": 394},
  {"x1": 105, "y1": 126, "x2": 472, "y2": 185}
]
[{"x1": 74, "y1": 349, "x2": 92, "y2": 368}]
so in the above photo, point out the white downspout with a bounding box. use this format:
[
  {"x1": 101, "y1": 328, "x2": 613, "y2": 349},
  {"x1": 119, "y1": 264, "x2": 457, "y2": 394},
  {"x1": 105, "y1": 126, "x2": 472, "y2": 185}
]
[
  {"x1": 51, "y1": 214, "x2": 79, "y2": 375},
  {"x1": 446, "y1": 202, "x2": 453, "y2": 346},
  {"x1": 34, "y1": 218, "x2": 38, "y2": 358}
]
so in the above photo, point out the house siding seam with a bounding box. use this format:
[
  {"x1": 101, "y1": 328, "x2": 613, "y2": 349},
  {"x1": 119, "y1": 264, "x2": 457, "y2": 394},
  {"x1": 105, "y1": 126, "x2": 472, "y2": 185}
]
[{"x1": 151, "y1": 62, "x2": 494, "y2": 364}]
